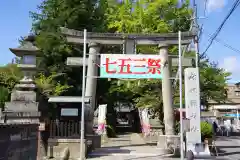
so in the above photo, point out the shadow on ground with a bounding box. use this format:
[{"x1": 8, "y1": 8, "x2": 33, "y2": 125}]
[
  {"x1": 216, "y1": 144, "x2": 240, "y2": 158},
  {"x1": 216, "y1": 136, "x2": 240, "y2": 141},
  {"x1": 87, "y1": 146, "x2": 131, "y2": 158},
  {"x1": 217, "y1": 145, "x2": 240, "y2": 149},
  {"x1": 106, "y1": 143, "x2": 157, "y2": 148}
]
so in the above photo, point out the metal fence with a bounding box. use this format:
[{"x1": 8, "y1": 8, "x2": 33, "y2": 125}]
[
  {"x1": 49, "y1": 120, "x2": 81, "y2": 138},
  {"x1": 0, "y1": 123, "x2": 38, "y2": 160}
]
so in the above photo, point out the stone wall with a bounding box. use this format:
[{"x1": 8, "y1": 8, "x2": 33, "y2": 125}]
[
  {"x1": 48, "y1": 139, "x2": 86, "y2": 159},
  {"x1": 0, "y1": 123, "x2": 39, "y2": 160},
  {"x1": 47, "y1": 135, "x2": 101, "y2": 159}
]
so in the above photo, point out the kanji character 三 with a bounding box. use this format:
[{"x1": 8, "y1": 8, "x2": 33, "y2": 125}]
[
  {"x1": 132, "y1": 58, "x2": 147, "y2": 74},
  {"x1": 147, "y1": 58, "x2": 161, "y2": 74}
]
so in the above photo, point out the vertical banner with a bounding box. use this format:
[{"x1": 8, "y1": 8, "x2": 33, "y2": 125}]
[
  {"x1": 97, "y1": 104, "x2": 107, "y2": 135},
  {"x1": 184, "y1": 68, "x2": 201, "y2": 144},
  {"x1": 140, "y1": 108, "x2": 150, "y2": 136},
  {"x1": 100, "y1": 54, "x2": 163, "y2": 79}
]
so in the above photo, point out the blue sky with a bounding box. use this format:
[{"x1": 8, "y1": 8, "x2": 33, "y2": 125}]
[
  {"x1": 0, "y1": 0, "x2": 239, "y2": 82},
  {"x1": 197, "y1": 0, "x2": 240, "y2": 83},
  {"x1": 0, "y1": 0, "x2": 42, "y2": 65}
]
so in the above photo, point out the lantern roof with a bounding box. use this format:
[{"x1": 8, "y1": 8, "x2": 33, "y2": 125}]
[{"x1": 9, "y1": 35, "x2": 40, "y2": 57}]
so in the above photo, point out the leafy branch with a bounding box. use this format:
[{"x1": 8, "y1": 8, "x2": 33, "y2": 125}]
[{"x1": 35, "y1": 72, "x2": 72, "y2": 97}]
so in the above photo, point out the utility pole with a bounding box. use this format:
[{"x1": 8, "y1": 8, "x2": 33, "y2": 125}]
[{"x1": 193, "y1": 0, "x2": 200, "y2": 67}]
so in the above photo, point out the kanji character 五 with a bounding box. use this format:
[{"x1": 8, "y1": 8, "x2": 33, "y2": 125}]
[
  {"x1": 118, "y1": 58, "x2": 132, "y2": 74},
  {"x1": 132, "y1": 58, "x2": 147, "y2": 74},
  {"x1": 104, "y1": 58, "x2": 117, "y2": 74},
  {"x1": 147, "y1": 58, "x2": 161, "y2": 74}
]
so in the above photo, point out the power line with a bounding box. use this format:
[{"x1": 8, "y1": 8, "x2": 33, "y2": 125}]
[
  {"x1": 202, "y1": 29, "x2": 240, "y2": 54},
  {"x1": 202, "y1": 0, "x2": 240, "y2": 55}
]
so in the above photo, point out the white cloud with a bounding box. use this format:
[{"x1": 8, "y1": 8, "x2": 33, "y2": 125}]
[
  {"x1": 207, "y1": 0, "x2": 225, "y2": 12},
  {"x1": 222, "y1": 56, "x2": 238, "y2": 72}
]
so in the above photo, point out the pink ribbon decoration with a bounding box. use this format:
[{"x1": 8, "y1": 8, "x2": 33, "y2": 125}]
[
  {"x1": 97, "y1": 123, "x2": 105, "y2": 133},
  {"x1": 142, "y1": 123, "x2": 151, "y2": 136}
]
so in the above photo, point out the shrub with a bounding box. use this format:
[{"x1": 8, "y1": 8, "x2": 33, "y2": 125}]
[
  {"x1": 201, "y1": 121, "x2": 213, "y2": 140},
  {"x1": 106, "y1": 125, "x2": 117, "y2": 137}
]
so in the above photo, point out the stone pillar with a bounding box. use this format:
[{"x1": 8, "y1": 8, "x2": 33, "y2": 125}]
[
  {"x1": 85, "y1": 42, "x2": 100, "y2": 109},
  {"x1": 159, "y1": 44, "x2": 175, "y2": 136},
  {"x1": 85, "y1": 42, "x2": 101, "y2": 134}
]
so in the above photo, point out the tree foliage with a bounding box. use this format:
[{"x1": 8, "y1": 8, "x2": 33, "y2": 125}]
[
  {"x1": 0, "y1": 64, "x2": 22, "y2": 108},
  {"x1": 24, "y1": 0, "x2": 230, "y2": 115},
  {"x1": 30, "y1": 0, "x2": 108, "y2": 98},
  {"x1": 106, "y1": 0, "x2": 191, "y2": 111},
  {"x1": 35, "y1": 72, "x2": 72, "y2": 97},
  {"x1": 200, "y1": 60, "x2": 230, "y2": 106},
  {"x1": 0, "y1": 86, "x2": 9, "y2": 108},
  {"x1": 105, "y1": 0, "x2": 230, "y2": 112},
  {"x1": 0, "y1": 64, "x2": 22, "y2": 90}
]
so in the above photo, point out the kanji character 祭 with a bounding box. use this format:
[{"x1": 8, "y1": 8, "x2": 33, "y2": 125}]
[
  {"x1": 118, "y1": 58, "x2": 132, "y2": 74},
  {"x1": 147, "y1": 58, "x2": 161, "y2": 74},
  {"x1": 104, "y1": 58, "x2": 117, "y2": 74}
]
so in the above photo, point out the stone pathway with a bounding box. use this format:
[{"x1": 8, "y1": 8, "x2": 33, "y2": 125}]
[
  {"x1": 87, "y1": 134, "x2": 240, "y2": 160},
  {"x1": 87, "y1": 133, "x2": 179, "y2": 160}
]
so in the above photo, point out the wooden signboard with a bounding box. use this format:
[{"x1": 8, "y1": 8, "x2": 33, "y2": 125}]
[{"x1": 39, "y1": 122, "x2": 45, "y2": 131}]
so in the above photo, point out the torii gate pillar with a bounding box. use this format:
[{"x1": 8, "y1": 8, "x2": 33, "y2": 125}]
[
  {"x1": 85, "y1": 42, "x2": 101, "y2": 133},
  {"x1": 159, "y1": 44, "x2": 175, "y2": 136}
]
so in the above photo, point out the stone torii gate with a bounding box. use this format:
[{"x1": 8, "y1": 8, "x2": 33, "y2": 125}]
[
  {"x1": 48, "y1": 28, "x2": 196, "y2": 159},
  {"x1": 61, "y1": 27, "x2": 195, "y2": 137}
]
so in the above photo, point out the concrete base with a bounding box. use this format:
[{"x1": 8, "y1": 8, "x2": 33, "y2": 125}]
[
  {"x1": 48, "y1": 138, "x2": 86, "y2": 159},
  {"x1": 187, "y1": 143, "x2": 211, "y2": 158},
  {"x1": 86, "y1": 134, "x2": 101, "y2": 150},
  {"x1": 143, "y1": 127, "x2": 164, "y2": 144},
  {"x1": 156, "y1": 137, "x2": 171, "y2": 155}
]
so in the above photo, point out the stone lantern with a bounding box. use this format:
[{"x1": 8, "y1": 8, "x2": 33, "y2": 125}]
[
  {"x1": 4, "y1": 35, "x2": 41, "y2": 123},
  {"x1": 10, "y1": 35, "x2": 39, "y2": 91}
]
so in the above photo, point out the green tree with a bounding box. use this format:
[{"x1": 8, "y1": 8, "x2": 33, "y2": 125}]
[
  {"x1": 35, "y1": 72, "x2": 72, "y2": 119},
  {"x1": 0, "y1": 86, "x2": 9, "y2": 109},
  {"x1": 0, "y1": 64, "x2": 22, "y2": 108},
  {"x1": 200, "y1": 59, "x2": 230, "y2": 107},
  {"x1": 105, "y1": 0, "x2": 192, "y2": 116},
  {"x1": 30, "y1": 0, "x2": 108, "y2": 98},
  {"x1": 35, "y1": 72, "x2": 71, "y2": 97},
  {"x1": 105, "y1": 0, "x2": 230, "y2": 117},
  {"x1": 0, "y1": 64, "x2": 22, "y2": 90},
  {"x1": 28, "y1": 0, "x2": 230, "y2": 118}
]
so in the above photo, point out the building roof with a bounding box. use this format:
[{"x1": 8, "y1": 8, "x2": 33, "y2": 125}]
[
  {"x1": 48, "y1": 96, "x2": 90, "y2": 103},
  {"x1": 208, "y1": 98, "x2": 240, "y2": 104}
]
